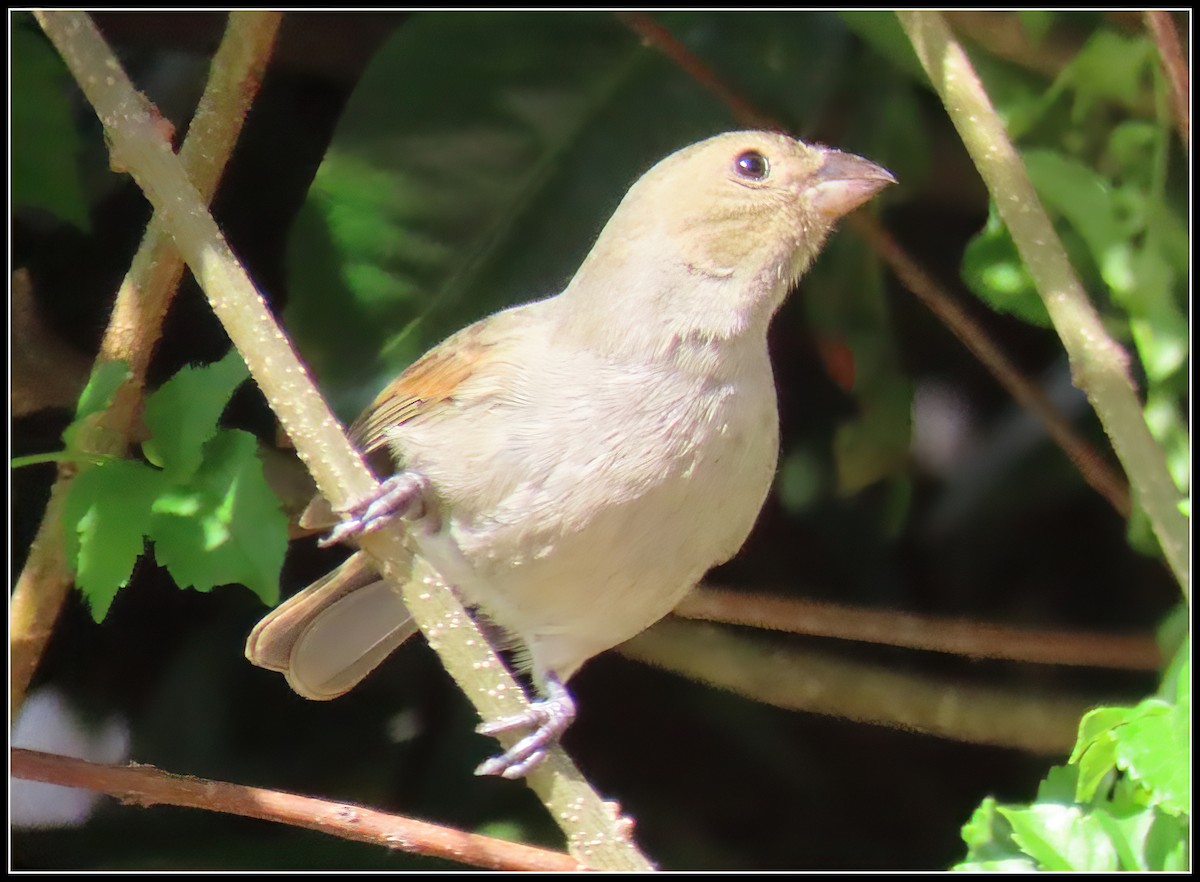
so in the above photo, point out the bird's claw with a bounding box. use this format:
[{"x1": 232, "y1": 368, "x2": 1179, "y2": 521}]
[
  {"x1": 319, "y1": 472, "x2": 436, "y2": 548},
  {"x1": 475, "y1": 675, "x2": 576, "y2": 779}
]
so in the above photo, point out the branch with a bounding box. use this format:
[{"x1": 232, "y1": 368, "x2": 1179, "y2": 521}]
[
  {"x1": 848, "y1": 212, "x2": 1131, "y2": 517},
  {"x1": 676, "y1": 586, "x2": 1162, "y2": 671},
  {"x1": 616, "y1": 12, "x2": 1132, "y2": 524},
  {"x1": 624, "y1": 619, "x2": 1103, "y2": 754},
  {"x1": 10, "y1": 749, "x2": 578, "y2": 871},
  {"x1": 11, "y1": 11, "x2": 283, "y2": 717},
  {"x1": 33, "y1": 11, "x2": 651, "y2": 870},
  {"x1": 1143, "y1": 11, "x2": 1189, "y2": 152},
  {"x1": 898, "y1": 11, "x2": 1189, "y2": 599}
]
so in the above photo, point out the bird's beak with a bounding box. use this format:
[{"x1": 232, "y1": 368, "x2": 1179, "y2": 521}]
[{"x1": 807, "y1": 149, "x2": 896, "y2": 221}]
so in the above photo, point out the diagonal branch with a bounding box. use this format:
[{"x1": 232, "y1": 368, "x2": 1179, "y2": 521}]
[
  {"x1": 11, "y1": 11, "x2": 284, "y2": 717},
  {"x1": 11, "y1": 749, "x2": 578, "y2": 871}
]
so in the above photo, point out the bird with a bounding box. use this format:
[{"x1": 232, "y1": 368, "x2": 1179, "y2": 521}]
[{"x1": 246, "y1": 130, "x2": 894, "y2": 778}]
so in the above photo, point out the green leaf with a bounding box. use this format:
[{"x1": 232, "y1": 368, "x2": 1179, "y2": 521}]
[
  {"x1": 149, "y1": 430, "x2": 285, "y2": 606},
  {"x1": 1111, "y1": 699, "x2": 1190, "y2": 816},
  {"x1": 998, "y1": 804, "x2": 1118, "y2": 871},
  {"x1": 1093, "y1": 804, "x2": 1189, "y2": 871},
  {"x1": 11, "y1": 20, "x2": 91, "y2": 229},
  {"x1": 62, "y1": 360, "x2": 131, "y2": 453},
  {"x1": 961, "y1": 202, "x2": 1051, "y2": 327},
  {"x1": 61, "y1": 459, "x2": 166, "y2": 621},
  {"x1": 1057, "y1": 30, "x2": 1154, "y2": 116},
  {"x1": 142, "y1": 349, "x2": 249, "y2": 479}
]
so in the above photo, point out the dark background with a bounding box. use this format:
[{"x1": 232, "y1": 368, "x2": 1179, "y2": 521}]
[{"x1": 10, "y1": 11, "x2": 1182, "y2": 871}]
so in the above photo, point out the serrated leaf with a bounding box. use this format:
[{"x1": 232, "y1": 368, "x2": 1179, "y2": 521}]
[
  {"x1": 61, "y1": 459, "x2": 165, "y2": 621},
  {"x1": 11, "y1": 20, "x2": 91, "y2": 229},
  {"x1": 1112, "y1": 699, "x2": 1189, "y2": 816},
  {"x1": 998, "y1": 804, "x2": 1118, "y2": 871},
  {"x1": 149, "y1": 430, "x2": 284, "y2": 606},
  {"x1": 142, "y1": 349, "x2": 249, "y2": 479},
  {"x1": 62, "y1": 360, "x2": 131, "y2": 453}
]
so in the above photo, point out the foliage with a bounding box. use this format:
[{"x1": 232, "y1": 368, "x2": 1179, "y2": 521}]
[
  {"x1": 954, "y1": 637, "x2": 1189, "y2": 871},
  {"x1": 60, "y1": 351, "x2": 286, "y2": 620}
]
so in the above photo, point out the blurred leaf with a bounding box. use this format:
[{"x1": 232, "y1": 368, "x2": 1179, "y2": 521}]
[
  {"x1": 1056, "y1": 31, "x2": 1154, "y2": 117},
  {"x1": 142, "y1": 349, "x2": 249, "y2": 479},
  {"x1": 11, "y1": 20, "x2": 91, "y2": 229},
  {"x1": 1017, "y1": 11, "x2": 1057, "y2": 46},
  {"x1": 961, "y1": 202, "x2": 1050, "y2": 327},
  {"x1": 150, "y1": 430, "x2": 286, "y2": 606},
  {"x1": 839, "y1": 12, "x2": 926, "y2": 82}
]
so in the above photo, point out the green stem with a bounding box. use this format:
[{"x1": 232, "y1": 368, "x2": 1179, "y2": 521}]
[{"x1": 897, "y1": 11, "x2": 1189, "y2": 601}]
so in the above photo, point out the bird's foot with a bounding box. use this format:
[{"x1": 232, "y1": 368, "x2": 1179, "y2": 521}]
[
  {"x1": 475, "y1": 674, "x2": 576, "y2": 779},
  {"x1": 318, "y1": 472, "x2": 436, "y2": 548}
]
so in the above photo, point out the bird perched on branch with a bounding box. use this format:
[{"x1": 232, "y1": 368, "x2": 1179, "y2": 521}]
[{"x1": 246, "y1": 130, "x2": 894, "y2": 778}]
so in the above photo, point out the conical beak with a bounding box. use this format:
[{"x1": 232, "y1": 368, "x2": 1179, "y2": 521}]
[{"x1": 807, "y1": 149, "x2": 896, "y2": 220}]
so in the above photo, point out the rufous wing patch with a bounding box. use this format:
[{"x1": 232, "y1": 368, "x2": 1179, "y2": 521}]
[{"x1": 349, "y1": 322, "x2": 496, "y2": 456}]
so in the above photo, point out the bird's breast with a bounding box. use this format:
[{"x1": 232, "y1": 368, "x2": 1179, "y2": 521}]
[{"x1": 399, "y1": 349, "x2": 780, "y2": 679}]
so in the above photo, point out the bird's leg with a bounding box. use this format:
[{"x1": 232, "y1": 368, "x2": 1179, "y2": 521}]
[
  {"x1": 318, "y1": 472, "x2": 437, "y2": 548},
  {"x1": 474, "y1": 673, "x2": 576, "y2": 779}
]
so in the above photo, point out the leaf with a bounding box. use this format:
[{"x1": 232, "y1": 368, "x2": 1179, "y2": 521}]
[
  {"x1": 142, "y1": 349, "x2": 249, "y2": 479},
  {"x1": 1111, "y1": 699, "x2": 1189, "y2": 816},
  {"x1": 61, "y1": 360, "x2": 131, "y2": 453},
  {"x1": 998, "y1": 804, "x2": 1118, "y2": 871},
  {"x1": 150, "y1": 430, "x2": 285, "y2": 606},
  {"x1": 61, "y1": 459, "x2": 165, "y2": 621},
  {"x1": 961, "y1": 202, "x2": 1051, "y2": 327},
  {"x1": 11, "y1": 19, "x2": 91, "y2": 229}
]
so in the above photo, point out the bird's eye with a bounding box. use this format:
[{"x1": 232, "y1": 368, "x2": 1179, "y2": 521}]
[{"x1": 733, "y1": 149, "x2": 770, "y2": 181}]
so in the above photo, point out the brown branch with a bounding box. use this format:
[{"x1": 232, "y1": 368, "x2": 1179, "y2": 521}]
[
  {"x1": 617, "y1": 12, "x2": 785, "y2": 132},
  {"x1": 11, "y1": 749, "x2": 578, "y2": 871},
  {"x1": 849, "y1": 212, "x2": 1132, "y2": 517},
  {"x1": 676, "y1": 586, "x2": 1162, "y2": 671},
  {"x1": 10, "y1": 12, "x2": 284, "y2": 718},
  {"x1": 1144, "y1": 11, "x2": 1189, "y2": 152},
  {"x1": 616, "y1": 11, "x2": 1133, "y2": 522},
  {"x1": 624, "y1": 618, "x2": 1095, "y2": 754}
]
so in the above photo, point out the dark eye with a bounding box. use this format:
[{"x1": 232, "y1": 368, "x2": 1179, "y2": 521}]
[{"x1": 734, "y1": 149, "x2": 770, "y2": 181}]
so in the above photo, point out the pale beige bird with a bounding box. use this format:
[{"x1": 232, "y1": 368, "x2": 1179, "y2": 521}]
[{"x1": 246, "y1": 130, "x2": 894, "y2": 778}]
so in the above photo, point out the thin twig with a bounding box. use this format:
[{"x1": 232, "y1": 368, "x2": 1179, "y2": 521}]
[
  {"x1": 618, "y1": 12, "x2": 785, "y2": 132},
  {"x1": 615, "y1": 11, "x2": 1133, "y2": 523},
  {"x1": 676, "y1": 586, "x2": 1161, "y2": 671},
  {"x1": 1143, "y1": 11, "x2": 1189, "y2": 152},
  {"x1": 849, "y1": 212, "x2": 1132, "y2": 517},
  {"x1": 11, "y1": 749, "x2": 578, "y2": 871},
  {"x1": 10, "y1": 12, "x2": 283, "y2": 717},
  {"x1": 898, "y1": 11, "x2": 1189, "y2": 599},
  {"x1": 33, "y1": 11, "x2": 651, "y2": 869},
  {"x1": 624, "y1": 619, "x2": 1099, "y2": 754}
]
